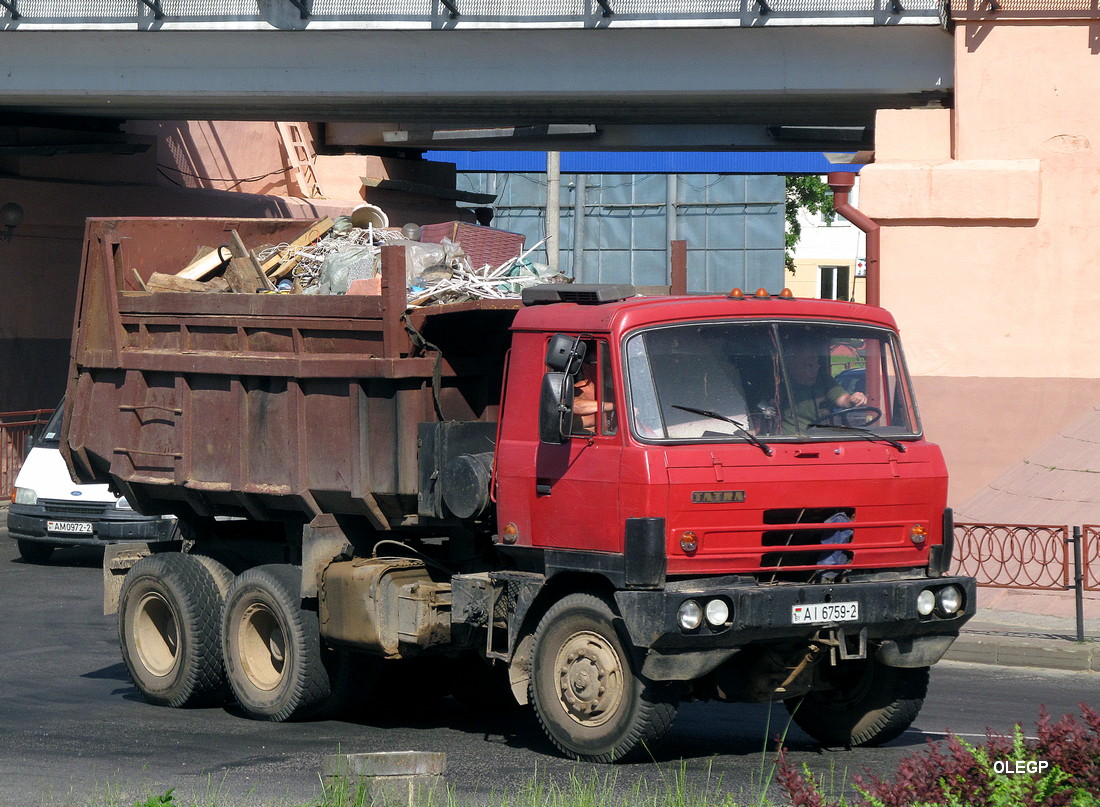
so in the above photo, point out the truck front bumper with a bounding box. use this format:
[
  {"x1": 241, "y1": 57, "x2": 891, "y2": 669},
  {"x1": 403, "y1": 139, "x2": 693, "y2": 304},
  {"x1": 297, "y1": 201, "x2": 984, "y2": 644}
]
[{"x1": 614, "y1": 575, "x2": 976, "y2": 681}]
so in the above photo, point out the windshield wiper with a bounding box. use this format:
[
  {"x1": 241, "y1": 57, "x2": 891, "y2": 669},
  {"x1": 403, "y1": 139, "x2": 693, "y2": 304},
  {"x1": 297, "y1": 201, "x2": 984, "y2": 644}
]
[
  {"x1": 671, "y1": 404, "x2": 774, "y2": 456},
  {"x1": 808, "y1": 423, "x2": 907, "y2": 453}
]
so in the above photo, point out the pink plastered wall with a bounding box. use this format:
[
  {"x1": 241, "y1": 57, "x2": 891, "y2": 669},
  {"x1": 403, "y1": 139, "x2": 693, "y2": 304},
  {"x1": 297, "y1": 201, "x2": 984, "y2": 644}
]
[{"x1": 859, "y1": 18, "x2": 1100, "y2": 505}]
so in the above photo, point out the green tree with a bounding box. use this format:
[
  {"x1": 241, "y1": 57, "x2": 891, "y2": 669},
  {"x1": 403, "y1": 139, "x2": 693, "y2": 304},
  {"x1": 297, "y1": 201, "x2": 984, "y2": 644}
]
[{"x1": 785, "y1": 175, "x2": 835, "y2": 273}]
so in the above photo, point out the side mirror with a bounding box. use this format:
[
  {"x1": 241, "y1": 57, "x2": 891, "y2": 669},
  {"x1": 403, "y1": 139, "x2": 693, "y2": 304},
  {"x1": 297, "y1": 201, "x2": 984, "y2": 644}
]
[
  {"x1": 539, "y1": 372, "x2": 574, "y2": 444},
  {"x1": 23, "y1": 433, "x2": 34, "y2": 456},
  {"x1": 545, "y1": 334, "x2": 587, "y2": 374}
]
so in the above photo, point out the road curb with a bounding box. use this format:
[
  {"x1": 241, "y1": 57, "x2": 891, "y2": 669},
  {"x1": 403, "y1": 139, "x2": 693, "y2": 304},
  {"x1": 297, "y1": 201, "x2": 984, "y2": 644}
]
[{"x1": 945, "y1": 632, "x2": 1099, "y2": 672}]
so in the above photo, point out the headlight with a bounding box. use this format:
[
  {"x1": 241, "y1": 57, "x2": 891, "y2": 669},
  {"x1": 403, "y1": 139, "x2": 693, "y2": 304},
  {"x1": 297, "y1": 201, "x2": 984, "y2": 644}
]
[
  {"x1": 916, "y1": 589, "x2": 936, "y2": 616},
  {"x1": 115, "y1": 496, "x2": 133, "y2": 510},
  {"x1": 704, "y1": 598, "x2": 730, "y2": 627},
  {"x1": 937, "y1": 585, "x2": 963, "y2": 615},
  {"x1": 677, "y1": 600, "x2": 703, "y2": 630},
  {"x1": 13, "y1": 487, "x2": 37, "y2": 506}
]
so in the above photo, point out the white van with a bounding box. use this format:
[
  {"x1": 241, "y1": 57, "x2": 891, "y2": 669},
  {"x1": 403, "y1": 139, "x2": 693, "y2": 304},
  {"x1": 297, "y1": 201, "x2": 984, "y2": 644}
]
[{"x1": 7, "y1": 401, "x2": 177, "y2": 563}]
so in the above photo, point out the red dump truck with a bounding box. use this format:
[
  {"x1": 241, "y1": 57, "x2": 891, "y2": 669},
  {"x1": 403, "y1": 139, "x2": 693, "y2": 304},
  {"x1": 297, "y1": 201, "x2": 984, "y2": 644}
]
[{"x1": 62, "y1": 217, "x2": 975, "y2": 762}]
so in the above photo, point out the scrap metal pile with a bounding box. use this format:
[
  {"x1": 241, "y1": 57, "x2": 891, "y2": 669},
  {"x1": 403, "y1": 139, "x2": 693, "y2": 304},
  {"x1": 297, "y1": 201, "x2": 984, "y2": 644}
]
[{"x1": 144, "y1": 213, "x2": 567, "y2": 309}]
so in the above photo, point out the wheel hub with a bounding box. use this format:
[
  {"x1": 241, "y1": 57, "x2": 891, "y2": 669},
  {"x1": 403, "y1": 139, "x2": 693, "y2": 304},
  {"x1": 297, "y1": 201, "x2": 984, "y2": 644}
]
[
  {"x1": 554, "y1": 630, "x2": 624, "y2": 727},
  {"x1": 133, "y1": 591, "x2": 179, "y2": 677},
  {"x1": 238, "y1": 602, "x2": 287, "y2": 691}
]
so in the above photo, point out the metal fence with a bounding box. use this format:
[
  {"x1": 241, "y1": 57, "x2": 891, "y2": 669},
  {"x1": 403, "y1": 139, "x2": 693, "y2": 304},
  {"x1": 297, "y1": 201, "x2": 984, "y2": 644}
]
[
  {"x1": 954, "y1": 521, "x2": 1097, "y2": 642},
  {"x1": 0, "y1": 409, "x2": 52, "y2": 499}
]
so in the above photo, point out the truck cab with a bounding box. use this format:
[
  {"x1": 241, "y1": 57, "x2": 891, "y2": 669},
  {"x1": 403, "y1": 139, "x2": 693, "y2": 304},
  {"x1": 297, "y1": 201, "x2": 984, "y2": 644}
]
[{"x1": 488, "y1": 285, "x2": 972, "y2": 758}]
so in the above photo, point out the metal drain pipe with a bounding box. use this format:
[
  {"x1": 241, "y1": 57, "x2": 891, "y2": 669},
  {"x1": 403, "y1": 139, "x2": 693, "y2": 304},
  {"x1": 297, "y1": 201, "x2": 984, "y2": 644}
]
[{"x1": 827, "y1": 172, "x2": 879, "y2": 307}]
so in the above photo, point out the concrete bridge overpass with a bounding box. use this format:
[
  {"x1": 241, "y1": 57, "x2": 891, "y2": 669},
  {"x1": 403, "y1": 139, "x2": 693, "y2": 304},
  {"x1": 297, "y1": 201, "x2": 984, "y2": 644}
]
[{"x1": 0, "y1": 0, "x2": 953, "y2": 151}]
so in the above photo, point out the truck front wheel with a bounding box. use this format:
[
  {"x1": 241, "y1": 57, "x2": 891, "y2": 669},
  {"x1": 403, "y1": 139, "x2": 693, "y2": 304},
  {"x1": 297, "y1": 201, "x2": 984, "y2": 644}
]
[
  {"x1": 222, "y1": 564, "x2": 331, "y2": 722},
  {"x1": 785, "y1": 658, "x2": 929, "y2": 747},
  {"x1": 530, "y1": 593, "x2": 678, "y2": 763},
  {"x1": 118, "y1": 553, "x2": 229, "y2": 708}
]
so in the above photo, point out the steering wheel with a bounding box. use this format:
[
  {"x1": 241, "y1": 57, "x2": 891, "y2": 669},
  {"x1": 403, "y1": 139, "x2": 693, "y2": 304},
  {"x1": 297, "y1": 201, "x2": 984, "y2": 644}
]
[{"x1": 822, "y1": 405, "x2": 882, "y2": 427}]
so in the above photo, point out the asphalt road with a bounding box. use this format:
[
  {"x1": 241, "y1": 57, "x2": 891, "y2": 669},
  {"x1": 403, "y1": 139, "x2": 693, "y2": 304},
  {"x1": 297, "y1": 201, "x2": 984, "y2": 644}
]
[{"x1": 1, "y1": 516, "x2": 1096, "y2": 807}]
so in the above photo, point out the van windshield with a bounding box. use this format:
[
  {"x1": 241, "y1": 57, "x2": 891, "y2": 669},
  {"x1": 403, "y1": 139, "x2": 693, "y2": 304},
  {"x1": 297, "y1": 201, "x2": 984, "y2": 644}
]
[
  {"x1": 37, "y1": 404, "x2": 64, "y2": 448},
  {"x1": 624, "y1": 321, "x2": 919, "y2": 443}
]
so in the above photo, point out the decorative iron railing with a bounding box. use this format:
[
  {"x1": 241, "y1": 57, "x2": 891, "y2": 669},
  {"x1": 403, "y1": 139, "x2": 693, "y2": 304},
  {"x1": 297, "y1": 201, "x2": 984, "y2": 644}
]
[
  {"x1": 1080, "y1": 525, "x2": 1100, "y2": 593},
  {"x1": 954, "y1": 521, "x2": 1097, "y2": 642},
  {"x1": 953, "y1": 522, "x2": 1070, "y2": 591}
]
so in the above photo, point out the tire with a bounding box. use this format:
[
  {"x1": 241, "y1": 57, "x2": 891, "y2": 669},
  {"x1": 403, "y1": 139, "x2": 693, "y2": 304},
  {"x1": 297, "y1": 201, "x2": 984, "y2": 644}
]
[
  {"x1": 117, "y1": 553, "x2": 228, "y2": 708},
  {"x1": 17, "y1": 540, "x2": 54, "y2": 563},
  {"x1": 222, "y1": 564, "x2": 331, "y2": 722},
  {"x1": 529, "y1": 593, "x2": 678, "y2": 763},
  {"x1": 190, "y1": 553, "x2": 235, "y2": 598},
  {"x1": 785, "y1": 658, "x2": 930, "y2": 747}
]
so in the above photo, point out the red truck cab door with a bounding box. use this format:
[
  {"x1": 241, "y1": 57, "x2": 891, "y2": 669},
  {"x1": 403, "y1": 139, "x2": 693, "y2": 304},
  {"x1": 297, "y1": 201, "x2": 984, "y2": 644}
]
[{"x1": 496, "y1": 336, "x2": 624, "y2": 554}]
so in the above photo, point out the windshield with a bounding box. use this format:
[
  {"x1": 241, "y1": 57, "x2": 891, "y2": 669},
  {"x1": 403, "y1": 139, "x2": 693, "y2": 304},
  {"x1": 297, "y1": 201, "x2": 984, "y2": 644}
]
[
  {"x1": 37, "y1": 403, "x2": 64, "y2": 448},
  {"x1": 624, "y1": 321, "x2": 919, "y2": 443}
]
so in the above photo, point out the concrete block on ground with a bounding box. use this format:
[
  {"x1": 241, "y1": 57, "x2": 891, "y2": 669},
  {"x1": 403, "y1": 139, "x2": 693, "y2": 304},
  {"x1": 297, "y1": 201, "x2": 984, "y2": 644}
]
[{"x1": 323, "y1": 751, "x2": 446, "y2": 807}]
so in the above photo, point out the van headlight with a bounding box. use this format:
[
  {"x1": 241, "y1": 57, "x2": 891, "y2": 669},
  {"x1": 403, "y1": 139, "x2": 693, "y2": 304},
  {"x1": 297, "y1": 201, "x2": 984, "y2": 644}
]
[{"x1": 13, "y1": 487, "x2": 36, "y2": 506}]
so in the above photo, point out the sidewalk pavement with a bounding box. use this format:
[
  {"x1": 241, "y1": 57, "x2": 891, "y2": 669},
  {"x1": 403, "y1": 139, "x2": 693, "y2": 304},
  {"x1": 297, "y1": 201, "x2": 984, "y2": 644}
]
[
  {"x1": 945, "y1": 587, "x2": 1100, "y2": 673},
  {"x1": 1, "y1": 505, "x2": 1094, "y2": 673}
]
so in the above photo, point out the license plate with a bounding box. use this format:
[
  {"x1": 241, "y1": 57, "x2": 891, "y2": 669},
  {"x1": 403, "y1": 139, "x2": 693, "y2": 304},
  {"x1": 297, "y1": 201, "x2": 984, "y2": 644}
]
[
  {"x1": 47, "y1": 521, "x2": 93, "y2": 534},
  {"x1": 791, "y1": 601, "x2": 859, "y2": 625}
]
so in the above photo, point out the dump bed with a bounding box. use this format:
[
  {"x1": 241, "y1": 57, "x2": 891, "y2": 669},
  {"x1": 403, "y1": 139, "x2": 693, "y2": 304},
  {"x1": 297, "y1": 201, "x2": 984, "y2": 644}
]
[{"x1": 62, "y1": 217, "x2": 519, "y2": 527}]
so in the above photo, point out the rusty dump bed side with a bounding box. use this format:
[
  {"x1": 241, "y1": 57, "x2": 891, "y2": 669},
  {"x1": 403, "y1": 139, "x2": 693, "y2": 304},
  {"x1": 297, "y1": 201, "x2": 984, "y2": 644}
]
[{"x1": 62, "y1": 217, "x2": 520, "y2": 527}]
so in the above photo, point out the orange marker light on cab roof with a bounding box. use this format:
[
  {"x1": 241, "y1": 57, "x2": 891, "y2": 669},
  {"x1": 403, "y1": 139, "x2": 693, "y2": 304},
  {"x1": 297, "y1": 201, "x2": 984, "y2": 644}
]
[
  {"x1": 754, "y1": 288, "x2": 770, "y2": 298},
  {"x1": 728, "y1": 288, "x2": 745, "y2": 299},
  {"x1": 779, "y1": 288, "x2": 794, "y2": 298}
]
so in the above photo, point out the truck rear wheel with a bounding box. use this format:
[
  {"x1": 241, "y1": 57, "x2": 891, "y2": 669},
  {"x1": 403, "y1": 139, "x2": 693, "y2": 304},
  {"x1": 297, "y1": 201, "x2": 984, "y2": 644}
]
[
  {"x1": 785, "y1": 658, "x2": 929, "y2": 747},
  {"x1": 530, "y1": 593, "x2": 678, "y2": 763},
  {"x1": 118, "y1": 553, "x2": 228, "y2": 708},
  {"x1": 222, "y1": 564, "x2": 331, "y2": 722}
]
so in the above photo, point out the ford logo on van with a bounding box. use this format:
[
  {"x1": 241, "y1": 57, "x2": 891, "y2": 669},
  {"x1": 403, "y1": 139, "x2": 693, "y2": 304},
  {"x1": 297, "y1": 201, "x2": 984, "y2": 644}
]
[{"x1": 70, "y1": 491, "x2": 83, "y2": 496}]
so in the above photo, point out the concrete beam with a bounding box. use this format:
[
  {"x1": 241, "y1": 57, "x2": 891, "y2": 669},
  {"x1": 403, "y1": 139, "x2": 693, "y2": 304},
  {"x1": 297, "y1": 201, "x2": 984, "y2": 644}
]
[{"x1": 0, "y1": 27, "x2": 952, "y2": 127}]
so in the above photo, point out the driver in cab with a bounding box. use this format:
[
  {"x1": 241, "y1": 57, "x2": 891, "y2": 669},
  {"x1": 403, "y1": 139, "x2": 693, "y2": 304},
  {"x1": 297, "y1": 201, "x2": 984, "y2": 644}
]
[{"x1": 783, "y1": 344, "x2": 867, "y2": 433}]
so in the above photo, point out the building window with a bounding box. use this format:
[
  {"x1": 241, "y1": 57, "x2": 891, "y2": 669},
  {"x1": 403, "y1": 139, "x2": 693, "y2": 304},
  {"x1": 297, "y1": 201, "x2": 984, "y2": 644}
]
[{"x1": 819, "y1": 265, "x2": 851, "y2": 301}]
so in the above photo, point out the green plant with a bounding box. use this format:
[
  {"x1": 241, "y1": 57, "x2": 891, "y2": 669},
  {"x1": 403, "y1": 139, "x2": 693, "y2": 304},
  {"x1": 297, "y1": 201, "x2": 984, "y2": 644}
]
[
  {"x1": 784, "y1": 176, "x2": 836, "y2": 274},
  {"x1": 775, "y1": 703, "x2": 1100, "y2": 807},
  {"x1": 133, "y1": 790, "x2": 175, "y2": 807}
]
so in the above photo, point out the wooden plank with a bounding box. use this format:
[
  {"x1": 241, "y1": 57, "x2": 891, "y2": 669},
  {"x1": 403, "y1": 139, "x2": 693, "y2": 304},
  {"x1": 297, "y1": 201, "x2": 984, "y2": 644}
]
[
  {"x1": 228, "y1": 230, "x2": 274, "y2": 291},
  {"x1": 146, "y1": 272, "x2": 223, "y2": 293},
  {"x1": 177, "y1": 245, "x2": 231, "y2": 281},
  {"x1": 361, "y1": 176, "x2": 496, "y2": 204},
  {"x1": 260, "y1": 216, "x2": 335, "y2": 277}
]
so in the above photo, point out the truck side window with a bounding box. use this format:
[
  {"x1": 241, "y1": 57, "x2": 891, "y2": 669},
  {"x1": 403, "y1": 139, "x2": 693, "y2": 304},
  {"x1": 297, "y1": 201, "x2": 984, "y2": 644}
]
[{"x1": 570, "y1": 339, "x2": 617, "y2": 437}]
